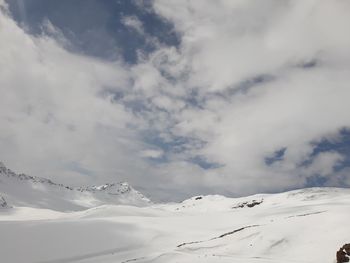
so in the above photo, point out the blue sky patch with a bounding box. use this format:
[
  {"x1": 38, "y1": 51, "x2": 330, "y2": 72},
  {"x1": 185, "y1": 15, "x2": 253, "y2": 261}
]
[
  {"x1": 7, "y1": 0, "x2": 180, "y2": 63},
  {"x1": 265, "y1": 147, "x2": 287, "y2": 165}
]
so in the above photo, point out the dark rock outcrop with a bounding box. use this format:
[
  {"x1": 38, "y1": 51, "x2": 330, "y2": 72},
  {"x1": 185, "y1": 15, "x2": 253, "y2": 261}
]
[
  {"x1": 232, "y1": 199, "x2": 263, "y2": 209},
  {"x1": 337, "y1": 245, "x2": 350, "y2": 263},
  {"x1": 343, "y1": 244, "x2": 350, "y2": 255}
]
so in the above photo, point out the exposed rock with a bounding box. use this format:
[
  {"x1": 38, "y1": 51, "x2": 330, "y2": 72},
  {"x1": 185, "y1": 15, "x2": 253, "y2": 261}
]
[
  {"x1": 337, "y1": 245, "x2": 350, "y2": 263},
  {"x1": 232, "y1": 199, "x2": 263, "y2": 209},
  {"x1": 343, "y1": 244, "x2": 350, "y2": 255},
  {"x1": 0, "y1": 196, "x2": 9, "y2": 208}
]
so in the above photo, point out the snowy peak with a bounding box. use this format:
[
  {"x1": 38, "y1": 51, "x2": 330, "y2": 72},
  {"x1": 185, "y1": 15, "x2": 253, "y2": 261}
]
[
  {"x1": 78, "y1": 182, "x2": 132, "y2": 194},
  {"x1": 77, "y1": 182, "x2": 151, "y2": 204},
  {"x1": 0, "y1": 162, "x2": 72, "y2": 189},
  {"x1": 0, "y1": 195, "x2": 9, "y2": 208},
  {"x1": 0, "y1": 162, "x2": 151, "y2": 211}
]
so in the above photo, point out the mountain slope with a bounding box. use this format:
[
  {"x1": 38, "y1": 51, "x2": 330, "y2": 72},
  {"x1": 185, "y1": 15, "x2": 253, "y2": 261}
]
[
  {"x1": 0, "y1": 163, "x2": 349, "y2": 263},
  {"x1": 0, "y1": 185, "x2": 349, "y2": 263},
  {"x1": 0, "y1": 195, "x2": 9, "y2": 208},
  {"x1": 0, "y1": 162, "x2": 150, "y2": 211}
]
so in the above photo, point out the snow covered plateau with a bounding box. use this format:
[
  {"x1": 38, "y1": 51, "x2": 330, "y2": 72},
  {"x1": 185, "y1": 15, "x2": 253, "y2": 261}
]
[{"x1": 0, "y1": 162, "x2": 349, "y2": 263}]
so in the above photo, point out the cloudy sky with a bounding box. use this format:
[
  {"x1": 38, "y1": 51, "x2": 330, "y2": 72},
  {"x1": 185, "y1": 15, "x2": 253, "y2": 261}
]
[{"x1": 1, "y1": 0, "x2": 350, "y2": 201}]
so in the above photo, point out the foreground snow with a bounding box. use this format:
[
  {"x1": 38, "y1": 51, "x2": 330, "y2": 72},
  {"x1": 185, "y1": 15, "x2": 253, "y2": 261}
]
[{"x1": 1, "y1": 187, "x2": 349, "y2": 263}]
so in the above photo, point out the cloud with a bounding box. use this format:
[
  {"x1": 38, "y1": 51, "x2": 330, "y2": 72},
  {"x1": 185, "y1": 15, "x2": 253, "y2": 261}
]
[
  {"x1": 122, "y1": 15, "x2": 144, "y2": 34},
  {"x1": 1, "y1": 0, "x2": 350, "y2": 201},
  {"x1": 0, "y1": 3, "x2": 209, "y2": 201},
  {"x1": 140, "y1": 149, "x2": 164, "y2": 159},
  {"x1": 0, "y1": 4, "x2": 151, "y2": 187},
  {"x1": 148, "y1": 0, "x2": 350, "y2": 194},
  {"x1": 302, "y1": 151, "x2": 344, "y2": 178}
]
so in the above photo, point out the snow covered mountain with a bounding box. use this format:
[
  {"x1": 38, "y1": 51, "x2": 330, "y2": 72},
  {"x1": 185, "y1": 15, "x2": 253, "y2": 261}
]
[
  {"x1": 0, "y1": 162, "x2": 349, "y2": 263},
  {"x1": 0, "y1": 162, "x2": 150, "y2": 211},
  {"x1": 0, "y1": 195, "x2": 9, "y2": 208}
]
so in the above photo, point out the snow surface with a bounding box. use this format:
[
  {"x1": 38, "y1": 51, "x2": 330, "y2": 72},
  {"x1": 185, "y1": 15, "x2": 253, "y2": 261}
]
[{"x1": 0, "y1": 163, "x2": 349, "y2": 263}]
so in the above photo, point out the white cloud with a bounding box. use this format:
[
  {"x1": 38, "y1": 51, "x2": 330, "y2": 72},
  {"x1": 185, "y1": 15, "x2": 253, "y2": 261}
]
[
  {"x1": 122, "y1": 15, "x2": 144, "y2": 34},
  {"x1": 302, "y1": 151, "x2": 344, "y2": 178},
  {"x1": 0, "y1": 6, "x2": 151, "y2": 187},
  {"x1": 140, "y1": 149, "x2": 164, "y2": 159},
  {"x1": 149, "y1": 0, "x2": 350, "y2": 194},
  {"x1": 1, "y1": 0, "x2": 350, "y2": 201}
]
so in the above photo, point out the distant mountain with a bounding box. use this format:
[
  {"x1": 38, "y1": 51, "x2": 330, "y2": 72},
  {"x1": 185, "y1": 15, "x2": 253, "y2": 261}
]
[
  {"x1": 0, "y1": 195, "x2": 9, "y2": 208},
  {"x1": 0, "y1": 162, "x2": 151, "y2": 211}
]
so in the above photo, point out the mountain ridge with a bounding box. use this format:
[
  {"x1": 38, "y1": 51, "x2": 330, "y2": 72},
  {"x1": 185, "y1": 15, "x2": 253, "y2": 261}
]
[{"x1": 0, "y1": 162, "x2": 151, "y2": 211}]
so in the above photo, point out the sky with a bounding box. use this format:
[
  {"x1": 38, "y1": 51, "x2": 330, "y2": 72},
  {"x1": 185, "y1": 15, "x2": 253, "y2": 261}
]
[{"x1": 1, "y1": 0, "x2": 350, "y2": 201}]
